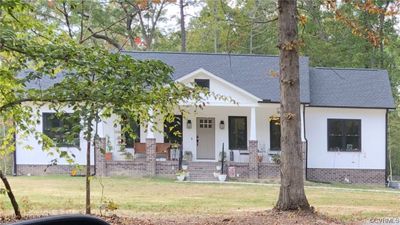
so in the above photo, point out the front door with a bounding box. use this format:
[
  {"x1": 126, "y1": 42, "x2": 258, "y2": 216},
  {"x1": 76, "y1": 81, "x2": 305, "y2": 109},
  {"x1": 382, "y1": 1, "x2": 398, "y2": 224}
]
[{"x1": 196, "y1": 117, "x2": 215, "y2": 160}]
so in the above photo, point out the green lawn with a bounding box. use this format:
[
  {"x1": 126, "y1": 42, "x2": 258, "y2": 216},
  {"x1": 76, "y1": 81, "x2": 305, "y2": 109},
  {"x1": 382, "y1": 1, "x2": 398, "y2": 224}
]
[{"x1": 0, "y1": 176, "x2": 399, "y2": 222}]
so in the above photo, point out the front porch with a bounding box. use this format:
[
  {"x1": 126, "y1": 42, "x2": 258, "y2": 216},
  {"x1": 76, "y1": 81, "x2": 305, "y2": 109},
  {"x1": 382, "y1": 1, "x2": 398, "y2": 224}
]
[
  {"x1": 112, "y1": 104, "x2": 292, "y2": 163},
  {"x1": 97, "y1": 104, "x2": 298, "y2": 180}
]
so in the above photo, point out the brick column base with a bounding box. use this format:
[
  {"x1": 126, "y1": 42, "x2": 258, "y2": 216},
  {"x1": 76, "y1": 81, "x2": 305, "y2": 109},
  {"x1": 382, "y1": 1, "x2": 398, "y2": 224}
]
[
  {"x1": 248, "y1": 140, "x2": 259, "y2": 179},
  {"x1": 95, "y1": 137, "x2": 107, "y2": 176},
  {"x1": 146, "y1": 138, "x2": 156, "y2": 176}
]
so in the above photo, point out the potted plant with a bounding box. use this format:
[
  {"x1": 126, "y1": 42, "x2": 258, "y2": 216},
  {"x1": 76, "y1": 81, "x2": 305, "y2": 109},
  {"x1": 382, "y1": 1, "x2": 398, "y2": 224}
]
[
  {"x1": 176, "y1": 170, "x2": 187, "y2": 182},
  {"x1": 271, "y1": 154, "x2": 281, "y2": 164},
  {"x1": 218, "y1": 173, "x2": 227, "y2": 182},
  {"x1": 257, "y1": 152, "x2": 263, "y2": 163},
  {"x1": 183, "y1": 151, "x2": 193, "y2": 162},
  {"x1": 104, "y1": 136, "x2": 113, "y2": 161}
]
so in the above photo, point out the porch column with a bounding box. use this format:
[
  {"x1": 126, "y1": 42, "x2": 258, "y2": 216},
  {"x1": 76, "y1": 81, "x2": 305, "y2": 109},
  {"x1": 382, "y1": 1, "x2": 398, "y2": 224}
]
[
  {"x1": 146, "y1": 109, "x2": 156, "y2": 176},
  {"x1": 249, "y1": 107, "x2": 259, "y2": 179}
]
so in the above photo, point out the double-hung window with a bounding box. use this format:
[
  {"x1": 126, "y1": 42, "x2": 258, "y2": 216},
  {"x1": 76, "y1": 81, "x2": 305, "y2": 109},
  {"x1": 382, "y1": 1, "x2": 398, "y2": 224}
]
[
  {"x1": 42, "y1": 113, "x2": 80, "y2": 147},
  {"x1": 270, "y1": 117, "x2": 281, "y2": 151},
  {"x1": 228, "y1": 116, "x2": 247, "y2": 150},
  {"x1": 327, "y1": 119, "x2": 361, "y2": 152}
]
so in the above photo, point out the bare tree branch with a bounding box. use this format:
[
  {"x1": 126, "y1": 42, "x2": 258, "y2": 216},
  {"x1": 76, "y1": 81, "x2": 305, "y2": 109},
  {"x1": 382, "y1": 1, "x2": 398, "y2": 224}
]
[
  {"x1": 80, "y1": 16, "x2": 128, "y2": 44},
  {"x1": 57, "y1": 2, "x2": 73, "y2": 38},
  {"x1": 87, "y1": 28, "x2": 121, "y2": 49}
]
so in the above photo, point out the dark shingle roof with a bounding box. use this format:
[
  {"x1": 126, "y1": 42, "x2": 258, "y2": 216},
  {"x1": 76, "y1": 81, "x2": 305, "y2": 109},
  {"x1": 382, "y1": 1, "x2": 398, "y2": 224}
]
[
  {"x1": 23, "y1": 51, "x2": 395, "y2": 109},
  {"x1": 123, "y1": 51, "x2": 311, "y2": 103},
  {"x1": 309, "y1": 68, "x2": 395, "y2": 108}
]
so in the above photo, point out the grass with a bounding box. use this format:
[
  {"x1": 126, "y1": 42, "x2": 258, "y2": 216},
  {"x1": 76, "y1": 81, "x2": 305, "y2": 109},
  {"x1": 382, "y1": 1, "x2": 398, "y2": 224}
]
[{"x1": 0, "y1": 176, "x2": 399, "y2": 222}]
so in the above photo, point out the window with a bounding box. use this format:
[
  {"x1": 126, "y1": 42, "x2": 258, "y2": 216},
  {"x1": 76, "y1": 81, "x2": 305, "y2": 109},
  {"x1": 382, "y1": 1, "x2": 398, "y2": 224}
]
[
  {"x1": 199, "y1": 119, "x2": 213, "y2": 128},
  {"x1": 42, "y1": 113, "x2": 80, "y2": 147},
  {"x1": 164, "y1": 115, "x2": 182, "y2": 144},
  {"x1": 270, "y1": 117, "x2": 281, "y2": 151},
  {"x1": 328, "y1": 119, "x2": 361, "y2": 152},
  {"x1": 229, "y1": 116, "x2": 247, "y2": 150},
  {"x1": 194, "y1": 79, "x2": 210, "y2": 89},
  {"x1": 122, "y1": 120, "x2": 140, "y2": 148}
]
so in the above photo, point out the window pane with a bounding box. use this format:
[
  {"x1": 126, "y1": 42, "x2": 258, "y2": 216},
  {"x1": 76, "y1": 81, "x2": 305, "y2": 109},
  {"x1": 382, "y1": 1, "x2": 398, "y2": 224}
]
[
  {"x1": 345, "y1": 120, "x2": 360, "y2": 136},
  {"x1": 229, "y1": 117, "x2": 247, "y2": 150},
  {"x1": 328, "y1": 119, "x2": 343, "y2": 151},
  {"x1": 328, "y1": 120, "x2": 342, "y2": 136},
  {"x1": 328, "y1": 136, "x2": 342, "y2": 151},
  {"x1": 344, "y1": 120, "x2": 361, "y2": 151},
  {"x1": 270, "y1": 118, "x2": 281, "y2": 150}
]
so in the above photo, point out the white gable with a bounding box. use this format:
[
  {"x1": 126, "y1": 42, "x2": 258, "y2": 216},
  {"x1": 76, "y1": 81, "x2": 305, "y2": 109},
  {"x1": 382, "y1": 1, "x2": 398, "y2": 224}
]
[{"x1": 176, "y1": 68, "x2": 261, "y2": 106}]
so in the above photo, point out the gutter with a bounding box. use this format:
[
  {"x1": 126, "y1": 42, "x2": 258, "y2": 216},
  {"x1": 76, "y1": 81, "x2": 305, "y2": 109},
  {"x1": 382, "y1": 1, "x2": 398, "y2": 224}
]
[{"x1": 303, "y1": 104, "x2": 309, "y2": 180}]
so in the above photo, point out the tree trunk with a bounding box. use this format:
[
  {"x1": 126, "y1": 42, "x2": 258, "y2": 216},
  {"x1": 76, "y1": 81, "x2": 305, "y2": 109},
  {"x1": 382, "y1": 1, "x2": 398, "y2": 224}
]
[
  {"x1": 85, "y1": 118, "x2": 93, "y2": 214},
  {"x1": 378, "y1": 1, "x2": 389, "y2": 69},
  {"x1": 0, "y1": 170, "x2": 21, "y2": 219},
  {"x1": 85, "y1": 138, "x2": 91, "y2": 214},
  {"x1": 275, "y1": 0, "x2": 310, "y2": 211},
  {"x1": 213, "y1": 0, "x2": 218, "y2": 53},
  {"x1": 180, "y1": 0, "x2": 186, "y2": 52}
]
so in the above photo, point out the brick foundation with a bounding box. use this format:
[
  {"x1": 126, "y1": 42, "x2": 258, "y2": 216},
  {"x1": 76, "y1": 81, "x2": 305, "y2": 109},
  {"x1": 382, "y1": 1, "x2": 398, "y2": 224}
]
[
  {"x1": 307, "y1": 168, "x2": 385, "y2": 184},
  {"x1": 259, "y1": 163, "x2": 280, "y2": 178},
  {"x1": 17, "y1": 164, "x2": 94, "y2": 176},
  {"x1": 228, "y1": 162, "x2": 280, "y2": 180},
  {"x1": 156, "y1": 161, "x2": 179, "y2": 178},
  {"x1": 16, "y1": 141, "x2": 385, "y2": 184}
]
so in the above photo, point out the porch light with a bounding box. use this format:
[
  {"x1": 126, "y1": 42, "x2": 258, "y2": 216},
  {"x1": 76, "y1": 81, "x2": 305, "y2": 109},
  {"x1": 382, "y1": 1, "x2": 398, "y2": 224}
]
[
  {"x1": 219, "y1": 120, "x2": 225, "y2": 129},
  {"x1": 187, "y1": 120, "x2": 192, "y2": 129}
]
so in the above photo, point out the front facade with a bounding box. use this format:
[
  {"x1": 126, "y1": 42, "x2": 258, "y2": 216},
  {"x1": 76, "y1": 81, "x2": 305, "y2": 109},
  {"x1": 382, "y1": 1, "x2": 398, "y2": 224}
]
[{"x1": 15, "y1": 52, "x2": 395, "y2": 184}]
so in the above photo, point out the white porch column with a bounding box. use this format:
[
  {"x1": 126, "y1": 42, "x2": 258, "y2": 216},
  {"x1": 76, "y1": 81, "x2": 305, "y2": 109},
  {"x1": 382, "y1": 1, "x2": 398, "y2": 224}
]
[
  {"x1": 250, "y1": 107, "x2": 257, "y2": 140},
  {"x1": 146, "y1": 109, "x2": 155, "y2": 139}
]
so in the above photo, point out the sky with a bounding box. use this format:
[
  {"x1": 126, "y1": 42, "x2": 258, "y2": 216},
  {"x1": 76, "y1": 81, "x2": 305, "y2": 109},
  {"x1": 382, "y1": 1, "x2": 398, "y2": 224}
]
[{"x1": 161, "y1": 1, "x2": 205, "y2": 34}]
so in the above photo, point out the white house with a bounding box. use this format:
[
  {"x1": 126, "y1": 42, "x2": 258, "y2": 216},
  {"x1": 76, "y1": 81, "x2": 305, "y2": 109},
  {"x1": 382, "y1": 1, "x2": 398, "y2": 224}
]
[{"x1": 15, "y1": 52, "x2": 395, "y2": 184}]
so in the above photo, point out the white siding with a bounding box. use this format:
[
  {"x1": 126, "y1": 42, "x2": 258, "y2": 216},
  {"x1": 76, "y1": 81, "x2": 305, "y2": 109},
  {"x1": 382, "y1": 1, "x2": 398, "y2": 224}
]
[
  {"x1": 16, "y1": 104, "x2": 94, "y2": 165},
  {"x1": 305, "y1": 107, "x2": 386, "y2": 169},
  {"x1": 178, "y1": 70, "x2": 260, "y2": 106}
]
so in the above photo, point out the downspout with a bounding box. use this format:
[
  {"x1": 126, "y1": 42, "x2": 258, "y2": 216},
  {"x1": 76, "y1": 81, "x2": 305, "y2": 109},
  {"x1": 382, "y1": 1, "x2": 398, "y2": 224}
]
[
  {"x1": 385, "y1": 109, "x2": 389, "y2": 185},
  {"x1": 303, "y1": 104, "x2": 308, "y2": 180}
]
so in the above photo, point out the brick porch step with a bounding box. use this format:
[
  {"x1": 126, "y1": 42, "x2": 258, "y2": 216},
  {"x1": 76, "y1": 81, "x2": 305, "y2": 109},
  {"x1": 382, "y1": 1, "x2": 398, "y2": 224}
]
[{"x1": 186, "y1": 162, "x2": 223, "y2": 181}]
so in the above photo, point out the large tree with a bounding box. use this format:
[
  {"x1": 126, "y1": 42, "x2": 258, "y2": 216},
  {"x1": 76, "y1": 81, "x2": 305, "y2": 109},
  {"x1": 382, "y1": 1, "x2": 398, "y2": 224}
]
[{"x1": 275, "y1": 0, "x2": 310, "y2": 210}]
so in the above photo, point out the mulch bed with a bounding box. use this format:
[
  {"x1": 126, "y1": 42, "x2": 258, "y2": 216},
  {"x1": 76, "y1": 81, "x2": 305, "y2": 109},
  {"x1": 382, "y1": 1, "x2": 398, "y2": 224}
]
[{"x1": 0, "y1": 210, "x2": 352, "y2": 225}]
